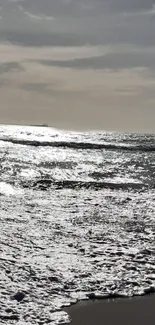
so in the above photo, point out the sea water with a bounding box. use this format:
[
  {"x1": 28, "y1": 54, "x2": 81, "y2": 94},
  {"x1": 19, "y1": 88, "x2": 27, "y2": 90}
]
[{"x1": 0, "y1": 125, "x2": 155, "y2": 324}]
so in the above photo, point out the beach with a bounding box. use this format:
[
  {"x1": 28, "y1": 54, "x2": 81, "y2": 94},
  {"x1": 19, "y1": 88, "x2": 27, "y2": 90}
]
[
  {"x1": 1, "y1": 1, "x2": 155, "y2": 324},
  {"x1": 66, "y1": 294, "x2": 155, "y2": 325}
]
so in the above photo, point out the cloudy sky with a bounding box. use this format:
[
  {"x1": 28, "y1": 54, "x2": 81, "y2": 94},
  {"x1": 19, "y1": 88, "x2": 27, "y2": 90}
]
[{"x1": 0, "y1": 0, "x2": 155, "y2": 132}]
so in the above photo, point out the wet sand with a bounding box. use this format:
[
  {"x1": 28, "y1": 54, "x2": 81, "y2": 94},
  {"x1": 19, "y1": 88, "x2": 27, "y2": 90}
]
[{"x1": 66, "y1": 294, "x2": 155, "y2": 325}]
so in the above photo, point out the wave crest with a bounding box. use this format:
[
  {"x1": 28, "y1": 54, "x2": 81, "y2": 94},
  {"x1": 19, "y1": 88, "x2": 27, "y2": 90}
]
[{"x1": 1, "y1": 137, "x2": 155, "y2": 152}]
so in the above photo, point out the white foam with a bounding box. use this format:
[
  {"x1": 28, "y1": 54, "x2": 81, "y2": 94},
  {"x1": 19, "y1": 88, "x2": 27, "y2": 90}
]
[{"x1": 0, "y1": 182, "x2": 22, "y2": 196}]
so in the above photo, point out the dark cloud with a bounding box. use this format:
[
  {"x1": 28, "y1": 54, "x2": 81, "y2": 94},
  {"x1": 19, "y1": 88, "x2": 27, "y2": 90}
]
[
  {"x1": 1, "y1": 16, "x2": 155, "y2": 48},
  {"x1": 36, "y1": 50, "x2": 155, "y2": 70},
  {"x1": 0, "y1": 0, "x2": 155, "y2": 76},
  {"x1": 21, "y1": 82, "x2": 50, "y2": 93},
  {"x1": 104, "y1": 0, "x2": 155, "y2": 13},
  {"x1": 0, "y1": 29, "x2": 91, "y2": 47},
  {"x1": 0, "y1": 0, "x2": 155, "y2": 48},
  {"x1": 0, "y1": 62, "x2": 24, "y2": 74},
  {"x1": 21, "y1": 82, "x2": 61, "y2": 94},
  {"x1": 6, "y1": 0, "x2": 155, "y2": 15},
  {"x1": 2, "y1": 0, "x2": 155, "y2": 16}
]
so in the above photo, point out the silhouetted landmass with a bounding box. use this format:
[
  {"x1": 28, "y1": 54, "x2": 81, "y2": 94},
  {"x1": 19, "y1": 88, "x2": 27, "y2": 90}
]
[{"x1": 30, "y1": 124, "x2": 49, "y2": 127}]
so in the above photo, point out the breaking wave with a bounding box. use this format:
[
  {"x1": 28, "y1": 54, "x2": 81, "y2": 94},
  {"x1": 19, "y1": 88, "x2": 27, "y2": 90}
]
[
  {"x1": 1, "y1": 137, "x2": 155, "y2": 151},
  {"x1": 24, "y1": 179, "x2": 147, "y2": 191}
]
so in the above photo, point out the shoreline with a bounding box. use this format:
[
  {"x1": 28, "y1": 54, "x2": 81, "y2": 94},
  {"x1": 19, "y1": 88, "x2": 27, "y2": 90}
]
[{"x1": 65, "y1": 294, "x2": 155, "y2": 325}]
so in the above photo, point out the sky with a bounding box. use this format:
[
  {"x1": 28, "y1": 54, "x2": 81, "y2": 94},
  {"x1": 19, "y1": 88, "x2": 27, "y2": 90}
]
[{"x1": 0, "y1": 0, "x2": 155, "y2": 132}]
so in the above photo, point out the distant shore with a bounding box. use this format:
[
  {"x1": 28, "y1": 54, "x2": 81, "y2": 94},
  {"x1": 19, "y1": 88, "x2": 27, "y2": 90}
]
[
  {"x1": 1, "y1": 122, "x2": 155, "y2": 135},
  {"x1": 65, "y1": 294, "x2": 155, "y2": 325},
  {"x1": 30, "y1": 124, "x2": 49, "y2": 127}
]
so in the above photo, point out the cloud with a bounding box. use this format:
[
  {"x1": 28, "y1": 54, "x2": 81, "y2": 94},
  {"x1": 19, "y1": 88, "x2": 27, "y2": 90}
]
[
  {"x1": 0, "y1": 43, "x2": 110, "y2": 63},
  {"x1": 7, "y1": 0, "x2": 24, "y2": 2},
  {"x1": 23, "y1": 11, "x2": 54, "y2": 21},
  {"x1": 0, "y1": 42, "x2": 155, "y2": 132},
  {"x1": 36, "y1": 49, "x2": 155, "y2": 70},
  {"x1": 122, "y1": 4, "x2": 155, "y2": 16},
  {"x1": 0, "y1": 62, "x2": 24, "y2": 74},
  {"x1": 0, "y1": 30, "x2": 89, "y2": 47},
  {"x1": 0, "y1": 1, "x2": 155, "y2": 132},
  {"x1": 18, "y1": 5, "x2": 54, "y2": 21},
  {"x1": 0, "y1": 0, "x2": 155, "y2": 49},
  {"x1": 10, "y1": 0, "x2": 155, "y2": 15},
  {"x1": 103, "y1": 0, "x2": 155, "y2": 13},
  {"x1": 21, "y1": 82, "x2": 52, "y2": 94}
]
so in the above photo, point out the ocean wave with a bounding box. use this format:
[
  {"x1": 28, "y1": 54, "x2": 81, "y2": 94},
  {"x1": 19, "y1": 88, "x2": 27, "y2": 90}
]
[
  {"x1": 0, "y1": 137, "x2": 155, "y2": 152},
  {"x1": 23, "y1": 179, "x2": 147, "y2": 191}
]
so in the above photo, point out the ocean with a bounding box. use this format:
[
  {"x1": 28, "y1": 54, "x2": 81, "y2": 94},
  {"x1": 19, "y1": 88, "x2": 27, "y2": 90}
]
[{"x1": 0, "y1": 125, "x2": 155, "y2": 324}]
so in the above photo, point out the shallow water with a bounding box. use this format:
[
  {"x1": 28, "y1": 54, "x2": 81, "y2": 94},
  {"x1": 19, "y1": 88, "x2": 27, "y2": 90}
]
[{"x1": 0, "y1": 125, "x2": 155, "y2": 324}]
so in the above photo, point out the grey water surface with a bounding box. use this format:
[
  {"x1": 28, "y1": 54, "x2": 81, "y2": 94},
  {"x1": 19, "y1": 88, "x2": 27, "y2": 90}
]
[{"x1": 0, "y1": 125, "x2": 155, "y2": 324}]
